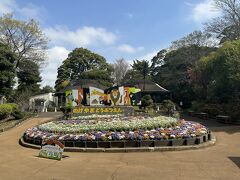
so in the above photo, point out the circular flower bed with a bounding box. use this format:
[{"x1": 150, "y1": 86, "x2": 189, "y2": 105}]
[
  {"x1": 22, "y1": 115, "x2": 211, "y2": 148},
  {"x1": 38, "y1": 116, "x2": 177, "y2": 134}
]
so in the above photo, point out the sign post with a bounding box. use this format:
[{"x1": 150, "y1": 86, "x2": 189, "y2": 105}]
[{"x1": 39, "y1": 139, "x2": 64, "y2": 160}]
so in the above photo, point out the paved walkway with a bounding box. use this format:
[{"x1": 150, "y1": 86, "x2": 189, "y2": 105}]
[{"x1": 0, "y1": 113, "x2": 240, "y2": 180}]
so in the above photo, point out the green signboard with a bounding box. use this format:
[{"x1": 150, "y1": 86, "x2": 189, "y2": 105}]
[{"x1": 39, "y1": 139, "x2": 64, "y2": 161}]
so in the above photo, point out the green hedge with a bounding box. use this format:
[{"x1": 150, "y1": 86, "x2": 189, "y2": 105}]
[
  {"x1": 0, "y1": 103, "x2": 25, "y2": 120},
  {"x1": 0, "y1": 104, "x2": 13, "y2": 120},
  {"x1": 190, "y1": 102, "x2": 240, "y2": 120}
]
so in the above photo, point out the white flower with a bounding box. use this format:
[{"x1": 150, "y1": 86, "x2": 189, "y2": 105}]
[
  {"x1": 170, "y1": 134, "x2": 176, "y2": 138},
  {"x1": 91, "y1": 135, "x2": 96, "y2": 140},
  {"x1": 150, "y1": 135, "x2": 155, "y2": 139}
]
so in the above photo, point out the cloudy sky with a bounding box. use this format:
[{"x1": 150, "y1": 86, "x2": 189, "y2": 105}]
[{"x1": 0, "y1": 0, "x2": 220, "y2": 87}]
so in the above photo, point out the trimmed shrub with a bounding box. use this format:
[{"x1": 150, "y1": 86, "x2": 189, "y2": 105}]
[
  {"x1": 141, "y1": 95, "x2": 153, "y2": 109},
  {"x1": 7, "y1": 103, "x2": 26, "y2": 119},
  {"x1": 7, "y1": 103, "x2": 18, "y2": 112},
  {"x1": 0, "y1": 104, "x2": 12, "y2": 120},
  {"x1": 12, "y1": 110, "x2": 25, "y2": 119},
  {"x1": 0, "y1": 103, "x2": 25, "y2": 120},
  {"x1": 162, "y1": 100, "x2": 176, "y2": 116},
  {"x1": 199, "y1": 104, "x2": 224, "y2": 118}
]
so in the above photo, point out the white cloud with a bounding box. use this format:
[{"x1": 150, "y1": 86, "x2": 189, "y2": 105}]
[
  {"x1": 0, "y1": 0, "x2": 15, "y2": 14},
  {"x1": 17, "y1": 3, "x2": 43, "y2": 20},
  {"x1": 125, "y1": 12, "x2": 134, "y2": 19},
  {"x1": 117, "y1": 44, "x2": 144, "y2": 53},
  {"x1": 41, "y1": 46, "x2": 70, "y2": 87},
  {"x1": 0, "y1": 0, "x2": 42, "y2": 20},
  {"x1": 188, "y1": 0, "x2": 221, "y2": 23},
  {"x1": 138, "y1": 50, "x2": 158, "y2": 61},
  {"x1": 123, "y1": 50, "x2": 158, "y2": 66},
  {"x1": 44, "y1": 26, "x2": 118, "y2": 48}
]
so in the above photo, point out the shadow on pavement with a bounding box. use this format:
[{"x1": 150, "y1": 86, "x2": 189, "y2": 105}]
[{"x1": 229, "y1": 157, "x2": 240, "y2": 168}]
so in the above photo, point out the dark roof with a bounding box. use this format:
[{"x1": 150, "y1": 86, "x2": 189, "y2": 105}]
[
  {"x1": 122, "y1": 79, "x2": 169, "y2": 92},
  {"x1": 56, "y1": 79, "x2": 108, "y2": 94}
]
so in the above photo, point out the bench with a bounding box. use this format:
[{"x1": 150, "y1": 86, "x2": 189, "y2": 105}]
[
  {"x1": 216, "y1": 115, "x2": 231, "y2": 124},
  {"x1": 197, "y1": 112, "x2": 208, "y2": 120}
]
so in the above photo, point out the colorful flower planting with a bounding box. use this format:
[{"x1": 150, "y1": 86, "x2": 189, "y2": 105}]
[
  {"x1": 23, "y1": 115, "x2": 209, "y2": 146},
  {"x1": 38, "y1": 116, "x2": 177, "y2": 134}
]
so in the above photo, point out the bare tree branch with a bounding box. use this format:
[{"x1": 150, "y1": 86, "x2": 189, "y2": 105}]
[{"x1": 0, "y1": 13, "x2": 48, "y2": 68}]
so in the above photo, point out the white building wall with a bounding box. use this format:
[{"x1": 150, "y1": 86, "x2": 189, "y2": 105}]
[{"x1": 29, "y1": 93, "x2": 58, "y2": 112}]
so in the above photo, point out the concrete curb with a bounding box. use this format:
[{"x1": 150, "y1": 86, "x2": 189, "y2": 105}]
[{"x1": 19, "y1": 135, "x2": 216, "y2": 153}]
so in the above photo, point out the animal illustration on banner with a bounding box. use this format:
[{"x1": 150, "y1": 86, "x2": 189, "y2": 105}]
[
  {"x1": 65, "y1": 86, "x2": 141, "y2": 107},
  {"x1": 109, "y1": 87, "x2": 123, "y2": 106},
  {"x1": 78, "y1": 88, "x2": 83, "y2": 105},
  {"x1": 129, "y1": 87, "x2": 141, "y2": 105},
  {"x1": 90, "y1": 87, "x2": 105, "y2": 105},
  {"x1": 124, "y1": 87, "x2": 130, "y2": 105},
  {"x1": 72, "y1": 89, "x2": 78, "y2": 107},
  {"x1": 65, "y1": 90, "x2": 73, "y2": 107},
  {"x1": 118, "y1": 86, "x2": 124, "y2": 105}
]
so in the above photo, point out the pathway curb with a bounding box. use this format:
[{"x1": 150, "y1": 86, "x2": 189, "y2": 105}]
[{"x1": 19, "y1": 135, "x2": 216, "y2": 153}]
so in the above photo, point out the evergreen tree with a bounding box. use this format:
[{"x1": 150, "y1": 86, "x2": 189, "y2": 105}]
[
  {"x1": 0, "y1": 43, "x2": 16, "y2": 98},
  {"x1": 17, "y1": 59, "x2": 42, "y2": 93},
  {"x1": 55, "y1": 48, "x2": 113, "y2": 90}
]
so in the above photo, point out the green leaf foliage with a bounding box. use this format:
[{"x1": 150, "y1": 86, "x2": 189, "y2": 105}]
[
  {"x1": 17, "y1": 59, "x2": 42, "y2": 93},
  {"x1": 141, "y1": 95, "x2": 153, "y2": 108},
  {"x1": 0, "y1": 43, "x2": 16, "y2": 98},
  {"x1": 0, "y1": 13, "x2": 48, "y2": 68},
  {"x1": 0, "y1": 104, "x2": 12, "y2": 120},
  {"x1": 194, "y1": 40, "x2": 240, "y2": 103},
  {"x1": 55, "y1": 48, "x2": 113, "y2": 90},
  {"x1": 152, "y1": 45, "x2": 215, "y2": 108},
  {"x1": 0, "y1": 103, "x2": 25, "y2": 120}
]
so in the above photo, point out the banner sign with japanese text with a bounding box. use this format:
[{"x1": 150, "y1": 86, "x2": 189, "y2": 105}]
[
  {"x1": 39, "y1": 139, "x2": 64, "y2": 161},
  {"x1": 73, "y1": 106, "x2": 124, "y2": 114}
]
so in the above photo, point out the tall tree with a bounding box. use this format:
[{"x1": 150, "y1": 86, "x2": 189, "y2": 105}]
[
  {"x1": 188, "y1": 58, "x2": 213, "y2": 100},
  {"x1": 0, "y1": 43, "x2": 16, "y2": 98},
  {"x1": 205, "y1": 0, "x2": 240, "y2": 43},
  {"x1": 122, "y1": 60, "x2": 151, "y2": 89},
  {"x1": 112, "y1": 58, "x2": 129, "y2": 85},
  {"x1": 17, "y1": 59, "x2": 42, "y2": 93},
  {"x1": 170, "y1": 31, "x2": 216, "y2": 49},
  {"x1": 191, "y1": 40, "x2": 240, "y2": 103},
  {"x1": 40, "y1": 85, "x2": 54, "y2": 94},
  {"x1": 153, "y1": 45, "x2": 216, "y2": 107},
  {"x1": 150, "y1": 49, "x2": 167, "y2": 81},
  {"x1": 55, "y1": 48, "x2": 113, "y2": 90},
  {"x1": 132, "y1": 60, "x2": 150, "y2": 79},
  {"x1": 0, "y1": 13, "x2": 48, "y2": 68}
]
